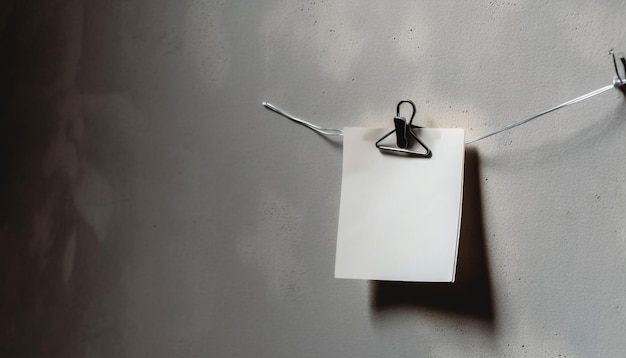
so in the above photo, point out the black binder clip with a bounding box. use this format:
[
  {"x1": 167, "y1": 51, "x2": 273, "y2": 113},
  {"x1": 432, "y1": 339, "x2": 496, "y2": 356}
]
[
  {"x1": 375, "y1": 100, "x2": 432, "y2": 157},
  {"x1": 612, "y1": 51, "x2": 626, "y2": 95}
]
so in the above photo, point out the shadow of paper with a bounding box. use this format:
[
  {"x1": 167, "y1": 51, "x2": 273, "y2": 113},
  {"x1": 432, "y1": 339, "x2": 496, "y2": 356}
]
[{"x1": 370, "y1": 149, "x2": 494, "y2": 323}]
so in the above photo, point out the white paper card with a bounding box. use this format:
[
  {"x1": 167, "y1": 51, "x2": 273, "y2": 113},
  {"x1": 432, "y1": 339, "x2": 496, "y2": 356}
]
[{"x1": 335, "y1": 127, "x2": 465, "y2": 282}]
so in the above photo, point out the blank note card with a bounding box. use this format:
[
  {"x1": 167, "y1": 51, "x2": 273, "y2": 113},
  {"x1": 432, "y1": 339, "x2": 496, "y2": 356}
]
[{"x1": 335, "y1": 127, "x2": 465, "y2": 282}]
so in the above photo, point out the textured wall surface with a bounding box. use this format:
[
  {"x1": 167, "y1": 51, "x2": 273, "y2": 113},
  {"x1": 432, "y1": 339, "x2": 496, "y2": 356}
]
[{"x1": 2, "y1": 1, "x2": 626, "y2": 357}]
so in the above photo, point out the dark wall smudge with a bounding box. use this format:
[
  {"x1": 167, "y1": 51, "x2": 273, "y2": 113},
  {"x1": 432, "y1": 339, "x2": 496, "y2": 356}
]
[{"x1": 0, "y1": 1, "x2": 104, "y2": 357}]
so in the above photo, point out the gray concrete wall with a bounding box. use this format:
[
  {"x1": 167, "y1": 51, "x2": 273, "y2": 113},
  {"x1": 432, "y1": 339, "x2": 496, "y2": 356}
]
[{"x1": 2, "y1": 1, "x2": 626, "y2": 357}]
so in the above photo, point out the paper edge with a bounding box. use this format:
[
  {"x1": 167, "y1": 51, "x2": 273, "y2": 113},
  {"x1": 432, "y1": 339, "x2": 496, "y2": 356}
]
[{"x1": 334, "y1": 127, "x2": 466, "y2": 283}]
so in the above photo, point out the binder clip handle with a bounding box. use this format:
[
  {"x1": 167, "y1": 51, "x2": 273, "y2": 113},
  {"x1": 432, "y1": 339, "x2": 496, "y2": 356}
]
[
  {"x1": 396, "y1": 100, "x2": 417, "y2": 124},
  {"x1": 394, "y1": 100, "x2": 417, "y2": 149}
]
